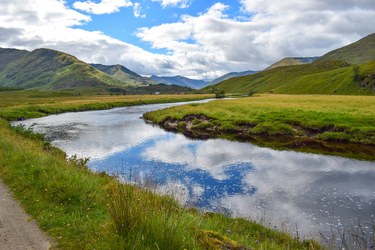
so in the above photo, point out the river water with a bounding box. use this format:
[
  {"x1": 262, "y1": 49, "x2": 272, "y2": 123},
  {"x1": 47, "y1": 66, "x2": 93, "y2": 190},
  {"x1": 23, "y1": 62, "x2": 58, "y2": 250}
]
[{"x1": 13, "y1": 100, "x2": 375, "y2": 242}]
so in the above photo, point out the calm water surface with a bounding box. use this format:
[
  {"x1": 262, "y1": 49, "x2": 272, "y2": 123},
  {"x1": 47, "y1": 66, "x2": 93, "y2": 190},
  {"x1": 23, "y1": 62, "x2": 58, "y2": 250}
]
[{"x1": 14, "y1": 100, "x2": 375, "y2": 241}]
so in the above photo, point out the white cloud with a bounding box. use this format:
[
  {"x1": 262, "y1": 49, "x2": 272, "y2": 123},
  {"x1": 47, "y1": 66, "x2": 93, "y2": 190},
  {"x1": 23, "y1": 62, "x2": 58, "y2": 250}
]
[
  {"x1": 133, "y1": 2, "x2": 145, "y2": 18},
  {"x1": 1, "y1": 0, "x2": 375, "y2": 80},
  {"x1": 73, "y1": 0, "x2": 133, "y2": 15},
  {"x1": 151, "y1": 0, "x2": 191, "y2": 9},
  {"x1": 137, "y1": 1, "x2": 375, "y2": 76}
]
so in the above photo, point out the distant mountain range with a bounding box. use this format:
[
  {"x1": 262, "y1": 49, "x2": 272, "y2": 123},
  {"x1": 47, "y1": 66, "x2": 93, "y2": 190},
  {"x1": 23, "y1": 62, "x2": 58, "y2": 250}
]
[
  {"x1": 150, "y1": 75, "x2": 208, "y2": 89},
  {"x1": 209, "y1": 70, "x2": 257, "y2": 86},
  {"x1": 265, "y1": 57, "x2": 319, "y2": 70},
  {"x1": 204, "y1": 33, "x2": 375, "y2": 95},
  {"x1": 1, "y1": 33, "x2": 374, "y2": 94}
]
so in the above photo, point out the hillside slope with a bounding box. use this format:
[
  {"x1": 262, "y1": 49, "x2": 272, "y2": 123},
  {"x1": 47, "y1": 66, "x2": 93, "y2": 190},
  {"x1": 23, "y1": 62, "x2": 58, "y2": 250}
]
[
  {"x1": 266, "y1": 57, "x2": 319, "y2": 70},
  {"x1": 0, "y1": 48, "x2": 29, "y2": 68},
  {"x1": 318, "y1": 33, "x2": 375, "y2": 65},
  {"x1": 90, "y1": 64, "x2": 155, "y2": 86},
  {"x1": 206, "y1": 60, "x2": 375, "y2": 95},
  {"x1": 0, "y1": 48, "x2": 124, "y2": 90}
]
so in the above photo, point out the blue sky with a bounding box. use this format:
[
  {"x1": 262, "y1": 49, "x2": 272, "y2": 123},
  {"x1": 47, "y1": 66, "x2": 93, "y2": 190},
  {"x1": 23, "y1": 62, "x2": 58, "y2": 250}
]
[
  {"x1": 66, "y1": 0, "x2": 245, "y2": 54},
  {"x1": 0, "y1": 0, "x2": 374, "y2": 79}
]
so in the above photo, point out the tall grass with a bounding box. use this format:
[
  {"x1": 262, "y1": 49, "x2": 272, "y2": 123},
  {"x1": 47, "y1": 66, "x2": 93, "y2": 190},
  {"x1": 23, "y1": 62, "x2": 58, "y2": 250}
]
[{"x1": 109, "y1": 183, "x2": 198, "y2": 249}]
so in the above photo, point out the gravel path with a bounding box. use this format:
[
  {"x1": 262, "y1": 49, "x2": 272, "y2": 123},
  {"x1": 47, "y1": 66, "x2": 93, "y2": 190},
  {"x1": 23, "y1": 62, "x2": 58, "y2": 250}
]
[{"x1": 0, "y1": 179, "x2": 53, "y2": 250}]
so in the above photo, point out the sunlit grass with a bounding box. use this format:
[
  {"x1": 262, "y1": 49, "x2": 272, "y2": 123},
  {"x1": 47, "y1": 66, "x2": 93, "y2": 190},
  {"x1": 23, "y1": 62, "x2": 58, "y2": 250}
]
[{"x1": 144, "y1": 94, "x2": 375, "y2": 159}]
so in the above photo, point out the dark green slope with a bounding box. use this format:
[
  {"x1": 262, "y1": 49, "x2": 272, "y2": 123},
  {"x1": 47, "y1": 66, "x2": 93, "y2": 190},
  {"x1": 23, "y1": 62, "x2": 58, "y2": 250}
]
[
  {"x1": 90, "y1": 63, "x2": 155, "y2": 86},
  {"x1": 0, "y1": 48, "x2": 29, "y2": 68},
  {"x1": 0, "y1": 48, "x2": 124, "y2": 90},
  {"x1": 318, "y1": 33, "x2": 375, "y2": 65}
]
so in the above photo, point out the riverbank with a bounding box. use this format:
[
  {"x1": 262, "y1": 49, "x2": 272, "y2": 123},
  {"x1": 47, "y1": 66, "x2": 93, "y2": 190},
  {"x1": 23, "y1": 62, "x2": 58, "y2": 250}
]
[
  {"x1": 0, "y1": 91, "x2": 321, "y2": 249},
  {"x1": 144, "y1": 94, "x2": 375, "y2": 161}
]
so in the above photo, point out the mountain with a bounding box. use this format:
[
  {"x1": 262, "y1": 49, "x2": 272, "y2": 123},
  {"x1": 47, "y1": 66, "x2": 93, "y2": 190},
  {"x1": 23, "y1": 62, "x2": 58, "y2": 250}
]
[
  {"x1": 204, "y1": 33, "x2": 375, "y2": 95},
  {"x1": 266, "y1": 57, "x2": 319, "y2": 70},
  {"x1": 150, "y1": 75, "x2": 208, "y2": 89},
  {"x1": 317, "y1": 33, "x2": 375, "y2": 65},
  {"x1": 0, "y1": 48, "x2": 124, "y2": 90},
  {"x1": 209, "y1": 70, "x2": 257, "y2": 85},
  {"x1": 90, "y1": 63, "x2": 156, "y2": 86}
]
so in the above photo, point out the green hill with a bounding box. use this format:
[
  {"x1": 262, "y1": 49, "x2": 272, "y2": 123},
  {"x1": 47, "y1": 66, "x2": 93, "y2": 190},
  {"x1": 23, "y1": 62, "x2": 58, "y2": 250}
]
[
  {"x1": 0, "y1": 48, "x2": 127, "y2": 90},
  {"x1": 207, "y1": 60, "x2": 375, "y2": 95},
  {"x1": 266, "y1": 57, "x2": 318, "y2": 70},
  {"x1": 318, "y1": 33, "x2": 375, "y2": 65},
  {"x1": 206, "y1": 33, "x2": 375, "y2": 95},
  {"x1": 90, "y1": 63, "x2": 156, "y2": 86}
]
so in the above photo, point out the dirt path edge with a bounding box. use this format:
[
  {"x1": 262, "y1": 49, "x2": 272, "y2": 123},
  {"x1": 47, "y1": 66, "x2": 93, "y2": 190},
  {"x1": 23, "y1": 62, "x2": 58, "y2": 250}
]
[{"x1": 0, "y1": 178, "x2": 53, "y2": 250}]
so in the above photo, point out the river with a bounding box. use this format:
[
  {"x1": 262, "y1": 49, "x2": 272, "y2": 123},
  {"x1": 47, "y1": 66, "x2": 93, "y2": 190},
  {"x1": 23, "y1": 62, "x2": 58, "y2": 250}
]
[{"x1": 13, "y1": 99, "x2": 375, "y2": 243}]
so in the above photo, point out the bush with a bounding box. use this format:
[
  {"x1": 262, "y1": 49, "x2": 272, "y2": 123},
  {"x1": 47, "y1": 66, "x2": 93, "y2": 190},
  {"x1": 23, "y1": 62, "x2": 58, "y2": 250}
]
[{"x1": 215, "y1": 90, "x2": 225, "y2": 98}]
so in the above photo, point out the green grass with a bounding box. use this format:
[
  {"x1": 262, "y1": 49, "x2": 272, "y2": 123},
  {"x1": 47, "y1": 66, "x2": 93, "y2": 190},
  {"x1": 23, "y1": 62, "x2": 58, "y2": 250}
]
[
  {"x1": 205, "y1": 60, "x2": 375, "y2": 95},
  {"x1": 0, "y1": 91, "x2": 321, "y2": 249},
  {"x1": 144, "y1": 94, "x2": 375, "y2": 160},
  {"x1": 0, "y1": 90, "x2": 212, "y2": 120}
]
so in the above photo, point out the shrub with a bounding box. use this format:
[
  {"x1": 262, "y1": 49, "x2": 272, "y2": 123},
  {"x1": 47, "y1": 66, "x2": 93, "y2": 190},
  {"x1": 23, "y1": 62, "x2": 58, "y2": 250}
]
[{"x1": 215, "y1": 90, "x2": 225, "y2": 98}]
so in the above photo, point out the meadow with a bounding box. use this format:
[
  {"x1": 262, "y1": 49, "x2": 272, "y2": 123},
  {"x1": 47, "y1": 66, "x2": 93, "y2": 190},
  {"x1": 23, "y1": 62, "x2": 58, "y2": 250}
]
[
  {"x1": 0, "y1": 90, "x2": 321, "y2": 249},
  {"x1": 144, "y1": 94, "x2": 375, "y2": 160}
]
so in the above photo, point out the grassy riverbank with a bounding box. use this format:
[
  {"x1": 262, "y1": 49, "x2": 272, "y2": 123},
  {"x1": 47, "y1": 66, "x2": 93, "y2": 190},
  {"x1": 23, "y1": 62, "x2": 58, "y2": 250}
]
[
  {"x1": 144, "y1": 94, "x2": 375, "y2": 160},
  {"x1": 0, "y1": 91, "x2": 321, "y2": 249}
]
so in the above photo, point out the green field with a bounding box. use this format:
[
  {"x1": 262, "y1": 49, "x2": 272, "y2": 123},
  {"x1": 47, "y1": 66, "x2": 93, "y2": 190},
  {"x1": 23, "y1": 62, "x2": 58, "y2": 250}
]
[
  {"x1": 144, "y1": 94, "x2": 375, "y2": 160},
  {"x1": 0, "y1": 91, "x2": 320, "y2": 249}
]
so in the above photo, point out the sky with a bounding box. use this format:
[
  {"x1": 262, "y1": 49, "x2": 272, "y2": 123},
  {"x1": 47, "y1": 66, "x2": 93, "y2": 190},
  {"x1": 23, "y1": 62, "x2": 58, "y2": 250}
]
[{"x1": 0, "y1": 0, "x2": 375, "y2": 80}]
